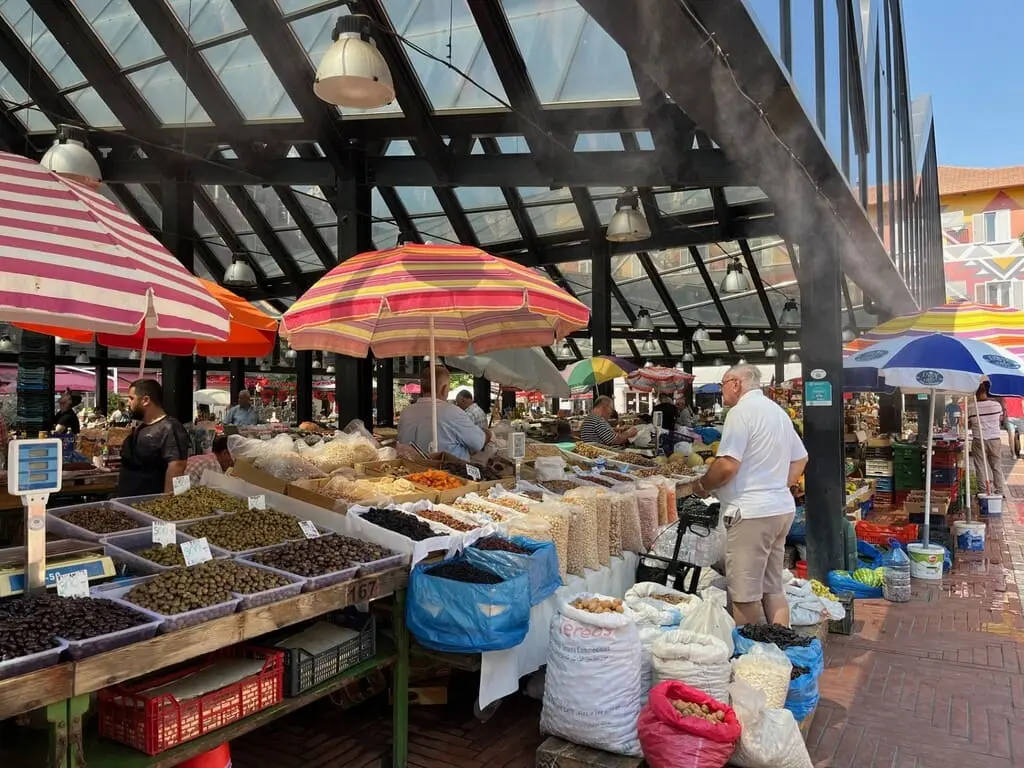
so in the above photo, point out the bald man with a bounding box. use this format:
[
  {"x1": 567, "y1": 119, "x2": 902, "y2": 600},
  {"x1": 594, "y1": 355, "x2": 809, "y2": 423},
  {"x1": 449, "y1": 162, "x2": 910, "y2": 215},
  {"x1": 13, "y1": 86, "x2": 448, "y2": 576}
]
[
  {"x1": 398, "y1": 367, "x2": 488, "y2": 459},
  {"x1": 224, "y1": 389, "x2": 259, "y2": 426}
]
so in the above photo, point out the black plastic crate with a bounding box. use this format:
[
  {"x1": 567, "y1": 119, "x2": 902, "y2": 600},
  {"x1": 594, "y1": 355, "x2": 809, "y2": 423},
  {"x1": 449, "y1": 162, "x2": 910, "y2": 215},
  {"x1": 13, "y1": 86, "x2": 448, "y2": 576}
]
[
  {"x1": 275, "y1": 608, "x2": 376, "y2": 697},
  {"x1": 828, "y1": 592, "x2": 855, "y2": 635}
]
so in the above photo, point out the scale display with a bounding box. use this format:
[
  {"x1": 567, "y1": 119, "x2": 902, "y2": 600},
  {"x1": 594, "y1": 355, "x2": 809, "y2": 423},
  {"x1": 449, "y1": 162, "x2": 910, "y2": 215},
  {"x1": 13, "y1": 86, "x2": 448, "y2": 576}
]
[{"x1": 8, "y1": 438, "x2": 63, "y2": 496}]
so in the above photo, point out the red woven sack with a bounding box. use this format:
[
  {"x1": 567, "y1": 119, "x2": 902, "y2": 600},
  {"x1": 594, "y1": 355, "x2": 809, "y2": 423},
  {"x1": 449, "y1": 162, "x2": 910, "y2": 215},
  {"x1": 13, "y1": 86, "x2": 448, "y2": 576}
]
[{"x1": 638, "y1": 681, "x2": 741, "y2": 768}]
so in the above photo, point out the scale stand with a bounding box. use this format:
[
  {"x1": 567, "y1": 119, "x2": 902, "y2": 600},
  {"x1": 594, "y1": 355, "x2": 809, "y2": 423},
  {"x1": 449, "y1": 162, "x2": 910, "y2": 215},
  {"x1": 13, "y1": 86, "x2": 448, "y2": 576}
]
[
  {"x1": 7, "y1": 439, "x2": 63, "y2": 596},
  {"x1": 510, "y1": 432, "x2": 526, "y2": 485}
]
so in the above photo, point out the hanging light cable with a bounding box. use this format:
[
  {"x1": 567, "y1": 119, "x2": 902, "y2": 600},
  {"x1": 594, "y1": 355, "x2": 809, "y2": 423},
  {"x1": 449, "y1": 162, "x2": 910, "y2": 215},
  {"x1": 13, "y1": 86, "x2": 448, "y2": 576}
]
[{"x1": 314, "y1": 15, "x2": 395, "y2": 109}]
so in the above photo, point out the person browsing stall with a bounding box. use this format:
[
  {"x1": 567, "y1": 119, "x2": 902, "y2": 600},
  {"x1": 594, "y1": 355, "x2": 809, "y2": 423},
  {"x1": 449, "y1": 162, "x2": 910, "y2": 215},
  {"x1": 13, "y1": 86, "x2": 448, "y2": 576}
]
[
  {"x1": 455, "y1": 389, "x2": 489, "y2": 431},
  {"x1": 968, "y1": 381, "x2": 1006, "y2": 494},
  {"x1": 54, "y1": 391, "x2": 82, "y2": 435},
  {"x1": 223, "y1": 389, "x2": 259, "y2": 426},
  {"x1": 652, "y1": 392, "x2": 679, "y2": 431},
  {"x1": 692, "y1": 364, "x2": 807, "y2": 627},
  {"x1": 398, "y1": 367, "x2": 489, "y2": 460},
  {"x1": 579, "y1": 395, "x2": 637, "y2": 446},
  {"x1": 186, "y1": 435, "x2": 234, "y2": 486},
  {"x1": 116, "y1": 379, "x2": 189, "y2": 496}
]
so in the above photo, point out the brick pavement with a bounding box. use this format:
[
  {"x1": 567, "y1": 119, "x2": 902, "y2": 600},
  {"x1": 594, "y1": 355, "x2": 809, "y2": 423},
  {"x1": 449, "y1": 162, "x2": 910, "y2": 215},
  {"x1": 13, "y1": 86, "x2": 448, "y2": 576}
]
[{"x1": 234, "y1": 455, "x2": 1024, "y2": 768}]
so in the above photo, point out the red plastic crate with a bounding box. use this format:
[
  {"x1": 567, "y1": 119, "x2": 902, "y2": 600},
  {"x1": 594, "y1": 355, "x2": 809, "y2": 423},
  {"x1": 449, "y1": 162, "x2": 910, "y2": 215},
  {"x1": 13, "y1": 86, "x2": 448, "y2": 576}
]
[
  {"x1": 873, "y1": 490, "x2": 894, "y2": 508},
  {"x1": 794, "y1": 561, "x2": 808, "y2": 579},
  {"x1": 855, "y1": 520, "x2": 919, "y2": 546},
  {"x1": 98, "y1": 646, "x2": 283, "y2": 756}
]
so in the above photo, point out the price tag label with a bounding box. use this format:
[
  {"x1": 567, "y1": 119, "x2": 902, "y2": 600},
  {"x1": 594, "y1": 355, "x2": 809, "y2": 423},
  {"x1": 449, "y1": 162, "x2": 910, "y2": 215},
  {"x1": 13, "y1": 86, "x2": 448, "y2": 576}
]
[
  {"x1": 181, "y1": 537, "x2": 212, "y2": 567},
  {"x1": 152, "y1": 521, "x2": 176, "y2": 546},
  {"x1": 248, "y1": 495, "x2": 267, "y2": 510},
  {"x1": 172, "y1": 475, "x2": 191, "y2": 495},
  {"x1": 510, "y1": 432, "x2": 526, "y2": 461},
  {"x1": 56, "y1": 570, "x2": 89, "y2": 598},
  {"x1": 465, "y1": 464, "x2": 481, "y2": 482},
  {"x1": 299, "y1": 520, "x2": 320, "y2": 539}
]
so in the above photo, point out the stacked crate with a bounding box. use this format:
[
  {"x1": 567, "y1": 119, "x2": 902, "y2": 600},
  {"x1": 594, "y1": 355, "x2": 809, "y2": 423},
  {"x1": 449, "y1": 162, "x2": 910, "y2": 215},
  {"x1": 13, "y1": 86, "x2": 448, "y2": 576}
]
[
  {"x1": 865, "y1": 442, "x2": 895, "y2": 508},
  {"x1": 893, "y1": 442, "x2": 924, "y2": 509}
]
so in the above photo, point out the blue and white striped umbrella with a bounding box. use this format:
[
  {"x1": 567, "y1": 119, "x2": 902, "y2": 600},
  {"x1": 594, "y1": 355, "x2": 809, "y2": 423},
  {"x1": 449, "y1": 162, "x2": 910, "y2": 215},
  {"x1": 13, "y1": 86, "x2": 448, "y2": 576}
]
[{"x1": 844, "y1": 333, "x2": 1024, "y2": 396}]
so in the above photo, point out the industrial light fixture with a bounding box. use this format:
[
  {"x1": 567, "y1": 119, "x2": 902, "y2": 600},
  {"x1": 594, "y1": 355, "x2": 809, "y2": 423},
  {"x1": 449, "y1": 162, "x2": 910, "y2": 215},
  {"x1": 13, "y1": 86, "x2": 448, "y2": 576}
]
[
  {"x1": 0, "y1": 336, "x2": 14, "y2": 353},
  {"x1": 129, "y1": 350, "x2": 140, "y2": 361},
  {"x1": 643, "y1": 361, "x2": 654, "y2": 367},
  {"x1": 633, "y1": 308, "x2": 655, "y2": 332},
  {"x1": 557, "y1": 339, "x2": 573, "y2": 359},
  {"x1": 605, "y1": 190, "x2": 650, "y2": 243},
  {"x1": 738, "y1": 358, "x2": 747, "y2": 364},
  {"x1": 734, "y1": 330, "x2": 750, "y2": 346},
  {"x1": 259, "y1": 360, "x2": 271, "y2": 372},
  {"x1": 682, "y1": 352, "x2": 694, "y2": 363},
  {"x1": 326, "y1": 364, "x2": 336, "y2": 374},
  {"x1": 40, "y1": 124, "x2": 101, "y2": 187},
  {"x1": 224, "y1": 256, "x2": 257, "y2": 289},
  {"x1": 692, "y1": 324, "x2": 710, "y2": 343},
  {"x1": 640, "y1": 338, "x2": 656, "y2": 354},
  {"x1": 74, "y1": 351, "x2": 90, "y2": 365},
  {"x1": 765, "y1": 344, "x2": 778, "y2": 359},
  {"x1": 314, "y1": 14, "x2": 395, "y2": 109},
  {"x1": 779, "y1": 298, "x2": 800, "y2": 326},
  {"x1": 285, "y1": 348, "x2": 298, "y2": 360},
  {"x1": 312, "y1": 358, "x2": 322, "y2": 370},
  {"x1": 841, "y1": 327, "x2": 857, "y2": 343},
  {"x1": 713, "y1": 357, "x2": 723, "y2": 366},
  {"x1": 720, "y1": 257, "x2": 751, "y2": 294},
  {"x1": 788, "y1": 352, "x2": 800, "y2": 363}
]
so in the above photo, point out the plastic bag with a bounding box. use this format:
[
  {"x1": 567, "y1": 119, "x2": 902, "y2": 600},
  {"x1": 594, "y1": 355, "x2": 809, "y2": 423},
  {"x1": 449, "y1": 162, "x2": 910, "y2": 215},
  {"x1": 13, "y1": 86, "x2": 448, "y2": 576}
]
[
  {"x1": 618, "y1": 492, "x2": 643, "y2": 553},
  {"x1": 649, "y1": 516, "x2": 725, "y2": 568},
  {"x1": 406, "y1": 556, "x2": 530, "y2": 653},
  {"x1": 252, "y1": 452, "x2": 327, "y2": 482},
  {"x1": 785, "y1": 578, "x2": 833, "y2": 627},
  {"x1": 342, "y1": 418, "x2": 380, "y2": 447},
  {"x1": 561, "y1": 500, "x2": 600, "y2": 575},
  {"x1": 637, "y1": 681, "x2": 741, "y2": 768},
  {"x1": 624, "y1": 582, "x2": 702, "y2": 628},
  {"x1": 697, "y1": 567, "x2": 728, "y2": 595},
  {"x1": 540, "y1": 594, "x2": 643, "y2": 756},
  {"x1": 784, "y1": 667, "x2": 819, "y2": 722},
  {"x1": 465, "y1": 536, "x2": 560, "y2": 606},
  {"x1": 636, "y1": 482, "x2": 661, "y2": 550},
  {"x1": 534, "y1": 456, "x2": 567, "y2": 481},
  {"x1": 309, "y1": 431, "x2": 379, "y2": 472},
  {"x1": 679, "y1": 586, "x2": 735, "y2": 656},
  {"x1": 731, "y1": 643, "x2": 792, "y2": 709},
  {"x1": 651, "y1": 629, "x2": 732, "y2": 702},
  {"x1": 528, "y1": 502, "x2": 570, "y2": 581},
  {"x1": 733, "y1": 631, "x2": 824, "y2": 680},
  {"x1": 607, "y1": 492, "x2": 624, "y2": 558},
  {"x1": 827, "y1": 569, "x2": 883, "y2": 599},
  {"x1": 565, "y1": 486, "x2": 611, "y2": 567},
  {"x1": 728, "y1": 680, "x2": 813, "y2": 768},
  {"x1": 787, "y1": 506, "x2": 806, "y2": 543}
]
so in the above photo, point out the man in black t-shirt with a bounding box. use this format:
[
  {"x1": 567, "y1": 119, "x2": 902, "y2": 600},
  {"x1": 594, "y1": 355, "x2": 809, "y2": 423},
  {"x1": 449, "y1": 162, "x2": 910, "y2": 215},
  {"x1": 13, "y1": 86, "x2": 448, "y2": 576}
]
[
  {"x1": 651, "y1": 392, "x2": 679, "y2": 431},
  {"x1": 116, "y1": 379, "x2": 189, "y2": 497},
  {"x1": 54, "y1": 392, "x2": 82, "y2": 435}
]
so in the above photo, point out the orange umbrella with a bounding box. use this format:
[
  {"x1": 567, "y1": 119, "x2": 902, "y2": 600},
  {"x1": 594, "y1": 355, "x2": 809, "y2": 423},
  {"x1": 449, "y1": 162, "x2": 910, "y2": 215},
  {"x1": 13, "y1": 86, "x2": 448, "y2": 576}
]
[{"x1": 20, "y1": 279, "x2": 278, "y2": 358}]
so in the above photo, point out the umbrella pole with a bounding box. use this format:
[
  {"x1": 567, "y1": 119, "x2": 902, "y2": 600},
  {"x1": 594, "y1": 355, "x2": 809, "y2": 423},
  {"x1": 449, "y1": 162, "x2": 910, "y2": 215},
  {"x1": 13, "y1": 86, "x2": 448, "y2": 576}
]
[
  {"x1": 429, "y1": 316, "x2": 438, "y2": 454},
  {"x1": 974, "y1": 395, "x2": 992, "y2": 495},
  {"x1": 137, "y1": 335, "x2": 149, "y2": 380},
  {"x1": 962, "y1": 397, "x2": 971, "y2": 522},
  {"x1": 922, "y1": 389, "x2": 936, "y2": 548}
]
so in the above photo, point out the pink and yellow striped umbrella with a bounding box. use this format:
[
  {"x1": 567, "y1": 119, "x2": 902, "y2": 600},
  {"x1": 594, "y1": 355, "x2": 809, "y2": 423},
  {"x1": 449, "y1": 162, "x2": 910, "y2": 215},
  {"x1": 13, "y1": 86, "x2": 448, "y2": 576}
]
[
  {"x1": 844, "y1": 301, "x2": 1024, "y2": 357},
  {"x1": 282, "y1": 243, "x2": 589, "y2": 357}
]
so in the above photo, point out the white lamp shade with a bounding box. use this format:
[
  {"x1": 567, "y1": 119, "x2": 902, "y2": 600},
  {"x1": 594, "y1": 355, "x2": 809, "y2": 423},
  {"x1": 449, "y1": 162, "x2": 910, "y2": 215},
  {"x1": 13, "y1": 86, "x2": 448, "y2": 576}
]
[
  {"x1": 0, "y1": 336, "x2": 13, "y2": 352},
  {"x1": 738, "y1": 358, "x2": 747, "y2": 364},
  {"x1": 285, "y1": 348, "x2": 298, "y2": 360},
  {"x1": 129, "y1": 350, "x2": 140, "y2": 361},
  {"x1": 314, "y1": 17, "x2": 395, "y2": 109},
  {"x1": 779, "y1": 299, "x2": 800, "y2": 326},
  {"x1": 713, "y1": 358, "x2": 723, "y2": 366},
  {"x1": 312, "y1": 359, "x2": 322, "y2": 369},
  {"x1": 720, "y1": 259, "x2": 751, "y2": 294},
  {"x1": 641, "y1": 339, "x2": 656, "y2": 354},
  {"x1": 682, "y1": 352, "x2": 694, "y2": 363},
  {"x1": 224, "y1": 259, "x2": 257, "y2": 288},
  {"x1": 326, "y1": 365, "x2": 336, "y2": 374},
  {"x1": 734, "y1": 331, "x2": 750, "y2": 345},
  {"x1": 842, "y1": 327, "x2": 857, "y2": 342},
  {"x1": 606, "y1": 192, "x2": 650, "y2": 243},
  {"x1": 633, "y1": 308, "x2": 655, "y2": 332},
  {"x1": 788, "y1": 352, "x2": 800, "y2": 363},
  {"x1": 41, "y1": 126, "x2": 101, "y2": 187},
  {"x1": 765, "y1": 344, "x2": 778, "y2": 358},
  {"x1": 692, "y1": 326, "x2": 710, "y2": 343},
  {"x1": 74, "y1": 351, "x2": 90, "y2": 364}
]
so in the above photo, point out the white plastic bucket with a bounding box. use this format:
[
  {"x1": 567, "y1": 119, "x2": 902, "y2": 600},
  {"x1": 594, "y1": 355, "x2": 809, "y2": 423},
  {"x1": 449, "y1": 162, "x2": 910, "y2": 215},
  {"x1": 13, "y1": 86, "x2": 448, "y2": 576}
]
[
  {"x1": 954, "y1": 521, "x2": 986, "y2": 552},
  {"x1": 906, "y1": 542, "x2": 944, "y2": 580},
  {"x1": 979, "y1": 494, "x2": 1003, "y2": 517}
]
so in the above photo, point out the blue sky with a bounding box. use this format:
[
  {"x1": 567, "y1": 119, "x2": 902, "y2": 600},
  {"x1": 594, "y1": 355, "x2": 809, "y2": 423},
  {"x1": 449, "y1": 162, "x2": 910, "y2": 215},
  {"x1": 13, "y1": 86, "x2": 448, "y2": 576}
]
[{"x1": 903, "y1": 0, "x2": 1024, "y2": 168}]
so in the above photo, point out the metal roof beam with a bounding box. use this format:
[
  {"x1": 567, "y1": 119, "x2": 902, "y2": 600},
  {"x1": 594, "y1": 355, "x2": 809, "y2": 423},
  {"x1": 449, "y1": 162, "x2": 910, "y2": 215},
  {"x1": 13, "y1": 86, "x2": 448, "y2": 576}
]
[
  {"x1": 188, "y1": 185, "x2": 271, "y2": 286},
  {"x1": 0, "y1": 20, "x2": 80, "y2": 130},
  {"x1": 221, "y1": 186, "x2": 304, "y2": 288},
  {"x1": 737, "y1": 238, "x2": 780, "y2": 331},
  {"x1": 688, "y1": 246, "x2": 736, "y2": 354}
]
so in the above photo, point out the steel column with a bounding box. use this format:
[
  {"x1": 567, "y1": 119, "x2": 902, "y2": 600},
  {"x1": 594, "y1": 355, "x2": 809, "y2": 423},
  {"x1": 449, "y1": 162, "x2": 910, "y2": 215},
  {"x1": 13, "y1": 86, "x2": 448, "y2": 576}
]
[
  {"x1": 157, "y1": 176, "x2": 194, "y2": 423},
  {"x1": 591, "y1": 243, "x2": 614, "y2": 398},
  {"x1": 195, "y1": 356, "x2": 208, "y2": 391},
  {"x1": 377, "y1": 358, "x2": 395, "y2": 428},
  {"x1": 229, "y1": 358, "x2": 246, "y2": 405},
  {"x1": 94, "y1": 344, "x2": 108, "y2": 418},
  {"x1": 296, "y1": 351, "x2": 313, "y2": 425},
  {"x1": 474, "y1": 377, "x2": 492, "y2": 414}
]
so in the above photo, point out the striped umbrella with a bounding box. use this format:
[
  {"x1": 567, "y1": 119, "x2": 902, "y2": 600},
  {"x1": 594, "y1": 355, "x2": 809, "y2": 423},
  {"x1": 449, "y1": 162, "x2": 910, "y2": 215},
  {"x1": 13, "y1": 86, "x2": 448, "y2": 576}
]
[
  {"x1": 625, "y1": 365, "x2": 694, "y2": 393},
  {"x1": 844, "y1": 301, "x2": 1024, "y2": 356},
  {"x1": 563, "y1": 356, "x2": 638, "y2": 389},
  {"x1": 0, "y1": 151, "x2": 228, "y2": 341}
]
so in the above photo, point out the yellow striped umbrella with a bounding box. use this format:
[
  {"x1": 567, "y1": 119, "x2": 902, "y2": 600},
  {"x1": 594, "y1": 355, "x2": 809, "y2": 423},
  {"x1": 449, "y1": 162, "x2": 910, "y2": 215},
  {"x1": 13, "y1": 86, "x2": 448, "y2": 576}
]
[{"x1": 844, "y1": 302, "x2": 1024, "y2": 356}]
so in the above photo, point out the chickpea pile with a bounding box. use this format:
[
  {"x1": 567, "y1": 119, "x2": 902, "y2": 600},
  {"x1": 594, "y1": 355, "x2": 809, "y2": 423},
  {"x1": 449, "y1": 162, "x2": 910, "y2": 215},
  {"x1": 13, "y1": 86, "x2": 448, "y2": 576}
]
[
  {"x1": 570, "y1": 596, "x2": 623, "y2": 614},
  {"x1": 670, "y1": 699, "x2": 726, "y2": 723}
]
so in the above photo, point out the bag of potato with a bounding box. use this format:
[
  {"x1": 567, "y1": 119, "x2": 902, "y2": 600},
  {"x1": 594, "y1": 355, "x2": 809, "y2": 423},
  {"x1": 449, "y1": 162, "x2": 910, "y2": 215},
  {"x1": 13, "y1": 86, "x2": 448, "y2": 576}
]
[
  {"x1": 638, "y1": 680, "x2": 741, "y2": 768},
  {"x1": 651, "y1": 629, "x2": 731, "y2": 703},
  {"x1": 540, "y1": 593, "x2": 643, "y2": 757}
]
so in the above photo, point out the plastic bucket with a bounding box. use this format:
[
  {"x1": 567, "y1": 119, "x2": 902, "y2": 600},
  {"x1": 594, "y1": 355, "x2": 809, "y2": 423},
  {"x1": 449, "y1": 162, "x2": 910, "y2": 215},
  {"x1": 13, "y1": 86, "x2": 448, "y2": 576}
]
[
  {"x1": 979, "y1": 494, "x2": 1003, "y2": 517},
  {"x1": 906, "y1": 543, "x2": 944, "y2": 580},
  {"x1": 175, "y1": 743, "x2": 231, "y2": 768},
  {"x1": 954, "y1": 521, "x2": 986, "y2": 553}
]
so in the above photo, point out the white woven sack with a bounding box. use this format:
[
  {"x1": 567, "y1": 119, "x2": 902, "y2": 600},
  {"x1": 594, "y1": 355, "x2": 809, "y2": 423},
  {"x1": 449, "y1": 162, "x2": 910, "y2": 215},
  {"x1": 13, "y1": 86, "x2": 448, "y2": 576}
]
[
  {"x1": 651, "y1": 629, "x2": 731, "y2": 703},
  {"x1": 624, "y1": 582, "x2": 702, "y2": 628},
  {"x1": 728, "y1": 680, "x2": 813, "y2": 768}
]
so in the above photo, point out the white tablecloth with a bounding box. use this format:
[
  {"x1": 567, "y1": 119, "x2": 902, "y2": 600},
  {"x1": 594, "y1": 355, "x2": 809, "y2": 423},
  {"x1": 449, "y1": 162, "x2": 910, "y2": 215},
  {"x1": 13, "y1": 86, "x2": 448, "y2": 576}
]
[{"x1": 478, "y1": 552, "x2": 638, "y2": 707}]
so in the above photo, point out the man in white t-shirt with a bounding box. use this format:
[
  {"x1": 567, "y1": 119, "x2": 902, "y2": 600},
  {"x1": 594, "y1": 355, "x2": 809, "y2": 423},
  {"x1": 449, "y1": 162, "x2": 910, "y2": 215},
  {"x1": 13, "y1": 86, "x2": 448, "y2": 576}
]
[
  {"x1": 967, "y1": 381, "x2": 1006, "y2": 495},
  {"x1": 694, "y1": 364, "x2": 808, "y2": 626}
]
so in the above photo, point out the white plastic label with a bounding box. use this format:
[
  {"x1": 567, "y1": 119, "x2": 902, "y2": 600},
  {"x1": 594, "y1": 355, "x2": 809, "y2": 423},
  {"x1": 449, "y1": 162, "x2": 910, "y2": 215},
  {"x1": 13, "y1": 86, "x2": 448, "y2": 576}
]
[
  {"x1": 299, "y1": 520, "x2": 320, "y2": 539},
  {"x1": 152, "y1": 521, "x2": 176, "y2": 546},
  {"x1": 56, "y1": 570, "x2": 89, "y2": 598},
  {"x1": 510, "y1": 432, "x2": 526, "y2": 460},
  {"x1": 466, "y1": 464, "x2": 481, "y2": 482},
  {"x1": 172, "y1": 475, "x2": 191, "y2": 495},
  {"x1": 248, "y1": 495, "x2": 267, "y2": 510},
  {"x1": 181, "y1": 537, "x2": 213, "y2": 566}
]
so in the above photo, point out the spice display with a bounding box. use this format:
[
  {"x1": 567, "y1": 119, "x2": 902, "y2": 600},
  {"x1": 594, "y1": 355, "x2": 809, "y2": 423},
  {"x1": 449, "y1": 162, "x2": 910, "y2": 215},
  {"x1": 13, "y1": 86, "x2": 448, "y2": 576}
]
[
  {"x1": 317, "y1": 476, "x2": 418, "y2": 502},
  {"x1": 630, "y1": 467, "x2": 664, "y2": 478},
  {"x1": 453, "y1": 498, "x2": 515, "y2": 523},
  {"x1": 539, "y1": 480, "x2": 580, "y2": 494},
  {"x1": 737, "y1": 623, "x2": 813, "y2": 648},
  {"x1": 370, "y1": 461, "x2": 417, "y2": 478},
  {"x1": 414, "y1": 507, "x2": 480, "y2": 532},
  {"x1": 791, "y1": 665, "x2": 810, "y2": 681},
  {"x1": 669, "y1": 699, "x2": 726, "y2": 723},
  {"x1": 426, "y1": 561, "x2": 503, "y2": 584},
  {"x1": 405, "y1": 469, "x2": 465, "y2": 490},
  {"x1": 135, "y1": 487, "x2": 248, "y2": 521},
  {"x1": 58, "y1": 505, "x2": 141, "y2": 534},
  {"x1": 581, "y1": 474, "x2": 616, "y2": 488},
  {"x1": 809, "y1": 580, "x2": 837, "y2": 600},
  {"x1": 0, "y1": 594, "x2": 153, "y2": 656},
  {"x1": 519, "y1": 490, "x2": 544, "y2": 501},
  {"x1": 439, "y1": 460, "x2": 504, "y2": 482},
  {"x1": 252, "y1": 452, "x2": 326, "y2": 482},
  {"x1": 508, "y1": 512, "x2": 552, "y2": 542},
  {"x1": 570, "y1": 596, "x2": 623, "y2": 613},
  {"x1": 565, "y1": 487, "x2": 611, "y2": 566},
  {"x1": 361, "y1": 507, "x2": 439, "y2": 540},
  {"x1": 572, "y1": 443, "x2": 611, "y2": 459},
  {"x1": 607, "y1": 493, "x2": 624, "y2": 558},
  {"x1": 732, "y1": 648, "x2": 792, "y2": 709},
  {"x1": 474, "y1": 536, "x2": 532, "y2": 555},
  {"x1": 185, "y1": 508, "x2": 305, "y2": 552},
  {"x1": 526, "y1": 444, "x2": 563, "y2": 459},
  {"x1": 306, "y1": 435, "x2": 378, "y2": 473},
  {"x1": 124, "y1": 560, "x2": 291, "y2": 613},
  {"x1": 251, "y1": 535, "x2": 394, "y2": 576},
  {"x1": 136, "y1": 543, "x2": 187, "y2": 567},
  {"x1": 614, "y1": 451, "x2": 656, "y2": 467}
]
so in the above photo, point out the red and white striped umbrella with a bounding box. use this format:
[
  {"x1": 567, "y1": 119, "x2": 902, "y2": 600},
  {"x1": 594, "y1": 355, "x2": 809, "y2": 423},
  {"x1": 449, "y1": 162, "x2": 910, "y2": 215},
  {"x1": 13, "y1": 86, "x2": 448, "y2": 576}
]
[
  {"x1": 0, "y1": 151, "x2": 229, "y2": 340},
  {"x1": 625, "y1": 365, "x2": 694, "y2": 393}
]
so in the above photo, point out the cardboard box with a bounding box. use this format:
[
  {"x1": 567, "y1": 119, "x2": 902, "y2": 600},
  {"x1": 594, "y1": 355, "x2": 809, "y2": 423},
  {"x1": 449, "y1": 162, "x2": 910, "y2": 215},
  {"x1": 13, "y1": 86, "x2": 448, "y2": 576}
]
[
  {"x1": 903, "y1": 500, "x2": 948, "y2": 518},
  {"x1": 230, "y1": 459, "x2": 289, "y2": 495},
  {"x1": 403, "y1": 480, "x2": 477, "y2": 505}
]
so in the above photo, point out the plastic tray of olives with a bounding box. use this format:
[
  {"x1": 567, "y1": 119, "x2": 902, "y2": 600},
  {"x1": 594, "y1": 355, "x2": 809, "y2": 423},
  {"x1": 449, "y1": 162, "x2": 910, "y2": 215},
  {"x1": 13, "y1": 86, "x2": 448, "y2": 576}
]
[
  {"x1": 237, "y1": 555, "x2": 358, "y2": 594},
  {"x1": 0, "y1": 639, "x2": 69, "y2": 681},
  {"x1": 102, "y1": 530, "x2": 231, "y2": 575},
  {"x1": 58, "y1": 600, "x2": 162, "y2": 661},
  {"x1": 112, "y1": 488, "x2": 246, "y2": 523},
  {"x1": 47, "y1": 502, "x2": 153, "y2": 542},
  {"x1": 93, "y1": 575, "x2": 243, "y2": 634},
  {"x1": 177, "y1": 514, "x2": 332, "y2": 557},
  {"x1": 356, "y1": 552, "x2": 408, "y2": 576}
]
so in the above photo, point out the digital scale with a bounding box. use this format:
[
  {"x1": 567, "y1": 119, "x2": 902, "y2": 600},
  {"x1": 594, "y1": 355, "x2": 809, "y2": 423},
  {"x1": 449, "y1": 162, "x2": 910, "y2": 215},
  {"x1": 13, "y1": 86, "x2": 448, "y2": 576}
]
[{"x1": 4, "y1": 438, "x2": 115, "y2": 596}]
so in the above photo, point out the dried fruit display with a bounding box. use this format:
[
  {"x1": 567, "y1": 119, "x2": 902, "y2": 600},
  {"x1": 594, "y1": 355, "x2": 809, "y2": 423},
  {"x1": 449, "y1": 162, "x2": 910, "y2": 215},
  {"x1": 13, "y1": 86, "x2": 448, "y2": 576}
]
[
  {"x1": 405, "y1": 470, "x2": 465, "y2": 490},
  {"x1": 570, "y1": 596, "x2": 623, "y2": 613}
]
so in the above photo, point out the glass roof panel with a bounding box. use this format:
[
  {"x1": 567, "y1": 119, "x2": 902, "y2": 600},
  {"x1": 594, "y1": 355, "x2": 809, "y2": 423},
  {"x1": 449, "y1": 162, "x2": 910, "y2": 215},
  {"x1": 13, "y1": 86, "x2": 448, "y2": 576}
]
[
  {"x1": 382, "y1": 0, "x2": 507, "y2": 110},
  {"x1": 239, "y1": 234, "x2": 284, "y2": 278},
  {"x1": 414, "y1": 215, "x2": 458, "y2": 243},
  {"x1": 193, "y1": 202, "x2": 217, "y2": 238},
  {"x1": 0, "y1": 2, "x2": 86, "y2": 88},
  {"x1": 315, "y1": 224, "x2": 338, "y2": 254},
  {"x1": 201, "y1": 36, "x2": 299, "y2": 120},
  {"x1": 275, "y1": 228, "x2": 324, "y2": 273},
  {"x1": 723, "y1": 186, "x2": 769, "y2": 205},
  {"x1": 204, "y1": 185, "x2": 252, "y2": 231},
  {"x1": 526, "y1": 203, "x2": 582, "y2": 235},
  {"x1": 294, "y1": 186, "x2": 334, "y2": 225},
  {"x1": 518, "y1": 187, "x2": 572, "y2": 205},
  {"x1": 396, "y1": 187, "x2": 444, "y2": 215},
  {"x1": 275, "y1": 0, "x2": 326, "y2": 13},
  {"x1": 612, "y1": 254, "x2": 669, "y2": 317},
  {"x1": 289, "y1": 8, "x2": 402, "y2": 116},
  {"x1": 495, "y1": 136, "x2": 530, "y2": 153},
  {"x1": 635, "y1": 131, "x2": 655, "y2": 150},
  {"x1": 0, "y1": 64, "x2": 54, "y2": 130},
  {"x1": 74, "y1": 0, "x2": 161, "y2": 69},
  {"x1": 385, "y1": 140, "x2": 415, "y2": 156},
  {"x1": 372, "y1": 219, "x2": 401, "y2": 249},
  {"x1": 503, "y1": 0, "x2": 638, "y2": 104},
  {"x1": 466, "y1": 209, "x2": 521, "y2": 244},
  {"x1": 66, "y1": 86, "x2": 122, "y2": 128},
  {"x1": 574, "y1": 132, "x2": 623, "y2": 152},
  {"x1": 128, "y1": 61, "x2": 212, "y2": 124},
  {"x1": 453, "y1": 187, "x2": 507, "y2": 209},
  {"x1": 11, "y1": 106, "x2": 52, "y2": 132},
  {"x1": 745, "y1": 237, "x2": 797, "y2": 322},
  {"x1": 203, "y1": 239, "x2": 232, "y2": 270},
  {"x1": 193, "y1": 258, "x2": 214, "y2": 281},
  {"x1": 371, "y1": 188, "x2": 392, "y2": 220},
  {"x1": 122, "y1": 183, "x2": 162, "y2": 226},
  {"x1": 656, "y1": 188, "x2": 714, "y2": 215},
  {"x1": 169, "y1": 0, "x2": 245, "y2": 43},
  {"x1": 611, "y1": 339, "x2": 633, "y2": 356}
]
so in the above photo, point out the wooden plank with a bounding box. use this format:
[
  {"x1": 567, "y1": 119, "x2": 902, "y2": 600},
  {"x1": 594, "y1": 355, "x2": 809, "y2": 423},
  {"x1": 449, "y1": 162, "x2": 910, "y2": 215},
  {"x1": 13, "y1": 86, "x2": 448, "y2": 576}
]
[
  {"x1": 536, "y1": 737, "x2": 642, "y2": 768},
  {"x1": 0, "y1": 662, "x2": 73, "y2": 720},
  {"x1": 73, "y1": 566, "x2": 407, "y2": 696}
]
